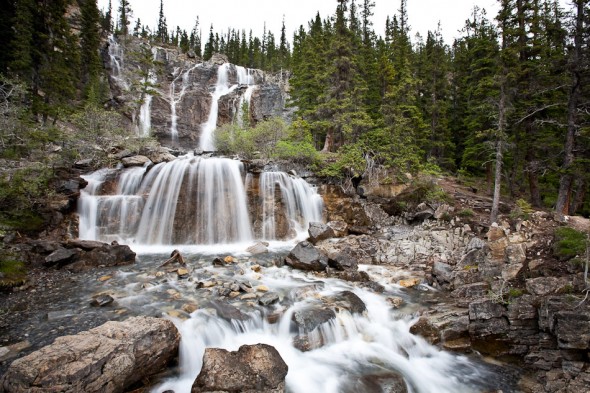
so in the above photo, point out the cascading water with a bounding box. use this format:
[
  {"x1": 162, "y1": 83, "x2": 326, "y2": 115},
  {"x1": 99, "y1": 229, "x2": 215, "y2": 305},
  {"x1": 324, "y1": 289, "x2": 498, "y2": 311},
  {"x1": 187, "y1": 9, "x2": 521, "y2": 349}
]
[
  {"x1": 78, "y1": 155, "x2": 322, "y2": 248},
  {"x1": 199, "y1": 63, "x2": 238, "y2": 151},
  {"x1": 138, "y1": 47, "x2": 159, "y2": 137},
  {"x1": 170, "y1": 64, "x2": 202, "y2": 142},
  {"x1": 107, "y1": 35, "x2": 128, "y2": 89},
  {"x1": 260, "y1": 172, "x2": 323, "y2": 240}
]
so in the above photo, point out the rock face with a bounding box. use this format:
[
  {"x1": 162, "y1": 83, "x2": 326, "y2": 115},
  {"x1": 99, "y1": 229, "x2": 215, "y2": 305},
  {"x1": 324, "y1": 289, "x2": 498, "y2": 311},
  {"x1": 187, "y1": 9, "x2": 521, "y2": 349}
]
[
  {"x1": 191, "y1": 344, "x2": 288, "y2": 393},
  {"x1": 106, "y1": 37, "x2": 289, "y2": 149},
  {"x1": 0, "y1": 316, "x2": 180, "y2": 393}
]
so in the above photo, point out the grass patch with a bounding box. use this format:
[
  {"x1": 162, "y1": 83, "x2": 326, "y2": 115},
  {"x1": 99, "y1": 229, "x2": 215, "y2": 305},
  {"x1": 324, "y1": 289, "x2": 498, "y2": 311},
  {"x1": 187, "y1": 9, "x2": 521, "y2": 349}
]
[
  {"x1": 553, "y1": 227, "x2": 587, "y2": 261},
  {"x1": 0, "y1": 258, "x2": 27, "y2": 289}
]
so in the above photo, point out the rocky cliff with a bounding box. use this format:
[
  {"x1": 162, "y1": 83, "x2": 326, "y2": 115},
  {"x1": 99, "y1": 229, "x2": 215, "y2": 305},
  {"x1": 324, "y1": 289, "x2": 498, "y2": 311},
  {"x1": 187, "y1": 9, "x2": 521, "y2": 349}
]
[{"x1": 104, "y1": 37, "x2": 290, "y2": 149}]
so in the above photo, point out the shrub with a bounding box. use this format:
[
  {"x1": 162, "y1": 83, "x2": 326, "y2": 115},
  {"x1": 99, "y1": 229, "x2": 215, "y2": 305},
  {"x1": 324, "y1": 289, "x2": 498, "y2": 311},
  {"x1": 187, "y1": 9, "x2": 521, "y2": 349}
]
[{"x1": 553, "y1": 227, "x2": 587, "y2": 261}]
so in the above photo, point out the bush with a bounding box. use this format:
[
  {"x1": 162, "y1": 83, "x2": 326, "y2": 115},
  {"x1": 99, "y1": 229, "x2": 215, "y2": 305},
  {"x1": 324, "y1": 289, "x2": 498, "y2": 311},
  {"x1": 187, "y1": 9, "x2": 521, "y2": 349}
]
[{"x1": 553, "y1": 227, "x2": 587, "y2": 261}]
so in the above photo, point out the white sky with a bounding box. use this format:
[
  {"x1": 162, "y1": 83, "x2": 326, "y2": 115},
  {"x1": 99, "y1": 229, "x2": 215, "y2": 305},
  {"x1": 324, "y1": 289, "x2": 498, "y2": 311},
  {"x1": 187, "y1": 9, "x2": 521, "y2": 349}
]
[{"x1": 97, "y1": 0, "x2": 569, "y2": 45}]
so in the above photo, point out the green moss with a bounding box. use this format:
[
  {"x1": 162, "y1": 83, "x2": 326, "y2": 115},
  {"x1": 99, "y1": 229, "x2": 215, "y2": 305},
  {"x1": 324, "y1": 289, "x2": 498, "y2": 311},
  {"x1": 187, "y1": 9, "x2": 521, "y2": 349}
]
[
  {"x1": 553, "y1": 227, "x2": 587, "y2": 261},
  {"x1": 0, "y1": 258, "x2": 27, "y2": 289},
  {"x1": 458, "y1": 208, "x2": 475, "y2": 218}
]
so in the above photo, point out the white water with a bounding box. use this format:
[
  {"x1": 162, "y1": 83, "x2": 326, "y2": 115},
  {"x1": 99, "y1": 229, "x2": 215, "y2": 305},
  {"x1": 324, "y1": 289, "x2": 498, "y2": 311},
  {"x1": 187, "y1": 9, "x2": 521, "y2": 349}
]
[
  {"x1": 138, "y1": 48, "x2": 159, "y2": 137},
  {"x1": 199, "y1": 63, "x2": 238, "y2": 151},
  {"x1": 78, "y1": 155, "x2": 322, "y2": 246},
  {"x1": 150, "y1": 266, "x2": 491, "y2": 393},
  {"x1": 260, "y1": 172, "x2": 323, "y2": 239},
  {"x1": 170, "y1": 64, "x2": 202, "y2": 142},
  {"x1": 108, "y1": 35, "x2": 128, "y2": 89},
  {"x1": 236, "y1": 85, "x2": 257, "y2": 127}
]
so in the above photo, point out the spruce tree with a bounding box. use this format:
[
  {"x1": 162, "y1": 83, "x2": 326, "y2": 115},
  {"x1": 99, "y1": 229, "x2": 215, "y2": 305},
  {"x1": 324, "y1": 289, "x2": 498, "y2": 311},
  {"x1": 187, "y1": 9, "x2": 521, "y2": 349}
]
[
  {"x1": 80, "y1": 0, "x2": 102, "y2": 97},
  {"x1": 118, "y1": 0, "x2": 132, "y2": 37},
  {"x1": 157, "y1": 0, "x2": 168, "y2": 44}
]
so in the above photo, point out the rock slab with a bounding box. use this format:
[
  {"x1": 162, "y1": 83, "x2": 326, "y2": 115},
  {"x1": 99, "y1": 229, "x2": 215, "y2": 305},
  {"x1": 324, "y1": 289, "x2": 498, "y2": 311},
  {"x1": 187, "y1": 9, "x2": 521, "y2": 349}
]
[
  {"x1": 0, "y1": 316, "x2": 180, "y2": 393},
  {"x1": 192, "y1": 344, "x2": 288, "y2": 393}
]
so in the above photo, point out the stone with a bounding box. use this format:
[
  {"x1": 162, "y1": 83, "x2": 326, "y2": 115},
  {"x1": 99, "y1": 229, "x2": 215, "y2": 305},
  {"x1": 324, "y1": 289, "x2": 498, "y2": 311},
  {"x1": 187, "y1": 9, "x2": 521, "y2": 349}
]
[
  {"x1": 98, "y1": 275, "x2": 112, "y2": 282},
  {"x1": 505, "y1": 243, "x2": 527, "y2": 265},
  {"x1": 410, "y1": 317, "x2": 441, "y2": 344},
  {"x1": 90, "y1": 294, "x2": 114, "y2": 307},
  {"x1": 66, "y1": 244, "x2": 136, "y2": 272},
  {"x1": 525, "y1": 277, "x2": 570, "y2": 296},
  {"x1": 327, "y1": 220, "x2": 348, "y2": 237},
  {"x1": 44, "y1": 247, "x2": 80, "y2": 267},
  {"x1": 240, "y1": 293, "x2": 257, "y2": 300},
  {"x1": 327, "y1": 291, "x2": 366, "y2": 314},
  {"x1": 434, "y1": 204, "x2": 454, "y2": 220},
  {"x1": 292, "y1": 306, "x2": 336, "y2": 332},
  {"x1": 0, "y1": 317, "x2": 180, "y2": 393},
  {"x1": 121, "y1": 155, "x2": 152, "y2": 167},
  {"x1": 433, "y1": 261, "x2": 454, "y2": 284},
  {"x1": 487, "y1": 226, "x2": 506, "y2": 242},
  {"x1": 258, "y1": 292, "x2": 280, "y2": 306},
  {"x1": 224, "y1": 256, "x2": 235, "y2": 264},
  {"x1": 206, "y1": 301, "x2": 248, "y2": 321},
  {"x1": 469, "y1": 300, "x2": 506, "y2": 320},
  {"x1": 177, "y1": 267, "x2": 189, "y2": 278},
  {"x1": 410, "y1": 204, "x2": 435, "y2": 222},
  {"x1": 191, "y1": 344, "x2": 288, "y2": 393},
  {"x1": 284, "y1": 241, "x2": 329, "y2": 272},
  {"x1": 307, "y1": 222, "x2": 335, "y2": 244},
  {"x1": 250, "y1": 264, "x2": 261, "y2": 272},
  {"x1": 387, "y1": 296, "x2": 404, "y2": 308},
  {"x1": 246, "y1": 242, "x2": 269, "y2": 254},
  {"x1": 328, "y1": 252, "x2": 358, "y2": 271},
  {"x1": 398, "y1": 278, "x2": 421, "y2": 288},
  {"x1": 182, "y1": 303, "x2": 199, "y2": 313},
  {"x1": 74, "y1": 158, "x2": 93, "y2": 168},
  {"x1": 256, "y1": 285, "x2": 269, "y2": 292}
]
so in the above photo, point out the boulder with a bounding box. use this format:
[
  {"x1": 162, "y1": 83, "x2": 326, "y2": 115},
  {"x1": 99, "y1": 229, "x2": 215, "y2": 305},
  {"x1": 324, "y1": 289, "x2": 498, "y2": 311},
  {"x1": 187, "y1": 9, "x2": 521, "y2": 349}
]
[
  {"x1": 307, "y1": 222, "x2": 335, "y2": 244},
  {"x1": 327, "y1": 221, "x2": 348, "y2": 237},
  {"x1": 525, "y1": 277, "x2": 571, "y2": 297},
  {"x1": 66, "y1": 244, "x2": 136, "y2": 273},
  {"x1": 192, "y1": 344, "x2": 288, "y2": 393},
  {"x1": 328, "y1": 252, "x2": 358, "y2": 271},
  {"x1": 246, "y1": 242, "x2": 269, "y2": 255},
  {"x1": 292, "y1": 305, "x2": 336, "y2": 332},
  {"x1": 44, "y1": 247, "x2": 80, "y2": 267},
  {"x1": 284, "y1": 241, "x2": 328, "y2": 272},
  {"x1": 326, "y1": 291, "x2": 366, "y2": 314},
  {"x1": 0, "y1": 317, "x2": 180, "y2": 393},
  {"x1": 121, "y1": 155, "x2": 152, "y2": 168}
]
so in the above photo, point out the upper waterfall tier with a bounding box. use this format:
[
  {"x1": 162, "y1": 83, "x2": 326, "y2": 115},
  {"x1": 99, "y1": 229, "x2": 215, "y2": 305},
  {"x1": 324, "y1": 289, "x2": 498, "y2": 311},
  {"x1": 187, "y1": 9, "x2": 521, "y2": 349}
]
[
  {"x1": 78, "y1": 155, "x2": 323, "y2": 246},
  {"x1": 105, "y1": 37, "x2": 290, "y2": 149}
]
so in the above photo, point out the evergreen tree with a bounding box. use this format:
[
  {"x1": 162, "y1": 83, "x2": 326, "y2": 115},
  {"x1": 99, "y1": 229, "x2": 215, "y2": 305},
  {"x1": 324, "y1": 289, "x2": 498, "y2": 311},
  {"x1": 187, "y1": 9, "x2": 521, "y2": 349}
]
[
  {"x1": 100, "y1": 0, "x2": 112, "y2": 33},
  {"x1": 157, "y1": 0, "x2": 168, "y2": 44},
  {"x1": 278, "y1": 17, "x2": 291, "y2": 69},
  {"x1": 9, "y1": 0, "x2": 35, "y2": 83},
  {"x1": 0, "y1": 0, "x2": 16, "y2": 72},
  {"x1": 190, "y1": 17, "x2": 202, "y2": 57},
  {"x1": 80, "y1": 0, "x2": 102, "y2": 97},
  {"x1": 203, "y1": 25, "x2": 215, "y2": 60},
  {"x1": 117, "y1": 0, "x2": 132, "y2": 37}
]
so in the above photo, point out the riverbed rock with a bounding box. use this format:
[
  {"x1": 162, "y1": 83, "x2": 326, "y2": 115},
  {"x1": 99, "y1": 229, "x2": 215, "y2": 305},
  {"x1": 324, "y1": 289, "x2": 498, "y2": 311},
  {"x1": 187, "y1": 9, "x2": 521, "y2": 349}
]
[
  {"x1": 328, "y1": 252, "x2": 359, "y2": 271},
  {"x1": 292, "y1": 305, "x2": 336, "y2": 332},
  {"x1": 191, "y1": 344, "x2": 288, "y2": 393},
  {"x1": 66, "y1": 244, "x2": 136, "y2": 272},
  {"x1": 246, "y1": 242, "x2": 269, "y2": 254},
  {"x1": 326, "y1": 291, "x2": 366, "y2": 314},
  {"x1": 284, "y1": 241, "x2": 328, "y2": 272},
  {"x1": 308, "y1": 222, "x2": 335, "y2": 244},
  {"x1": 0, "y1": 316, "x2": 180, "y2": 393},
  {"x1": 44, "y1": 247, "x2": 80, "y2": 267},
  {"x1": 121, "y1": 155, "x2": 152, "y2": 167}
]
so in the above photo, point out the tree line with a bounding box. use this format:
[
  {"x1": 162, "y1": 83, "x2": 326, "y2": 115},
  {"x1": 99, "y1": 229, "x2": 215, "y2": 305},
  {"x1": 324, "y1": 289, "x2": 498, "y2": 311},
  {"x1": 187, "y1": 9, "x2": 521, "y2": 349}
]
[{"x1": 0, "y1": 0, "x2": 588, "y2": 220}]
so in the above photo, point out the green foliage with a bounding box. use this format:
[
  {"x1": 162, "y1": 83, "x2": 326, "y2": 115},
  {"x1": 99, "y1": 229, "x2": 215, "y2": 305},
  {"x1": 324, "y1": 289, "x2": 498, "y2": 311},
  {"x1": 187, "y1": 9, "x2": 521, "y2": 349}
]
[
  {"x1": 553, "y1": 227, "x2": 588, "y2": 261},
  {"x1": 0, "y1": 164, "x2": 53, "y2": 231},
  {"x1": 511, "y1": 198, "x2": 534, "y2": 220},
  {"x1": 318, "y1": 143, "x2": 367, "y2": 179},
  {"x1": 458, "y1": 208, "x2": 475, "y2": 218},
  {"x1": 0, "y1": 256, "x2": 27, "y2": 288}
]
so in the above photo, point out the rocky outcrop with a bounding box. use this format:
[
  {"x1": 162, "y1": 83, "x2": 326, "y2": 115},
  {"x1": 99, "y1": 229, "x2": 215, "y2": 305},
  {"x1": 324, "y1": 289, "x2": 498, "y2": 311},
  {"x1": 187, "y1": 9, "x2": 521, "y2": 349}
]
[
  {"x1": 0, "y1": 316, "x2": 180, "y2": 393},
  {"x1": 25, "y1": 239, "x2": 136, "y2": 272},
  {"x1": 191, "y1": 344, "x2": 288, "y2": 393}
]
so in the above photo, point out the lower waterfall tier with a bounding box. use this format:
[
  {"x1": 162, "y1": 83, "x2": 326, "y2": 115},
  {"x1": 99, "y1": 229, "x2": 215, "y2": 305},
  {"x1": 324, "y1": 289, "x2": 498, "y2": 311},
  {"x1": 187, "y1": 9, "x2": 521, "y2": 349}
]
[{"x1": 78, "y1": 155, "x2": 323, "y2": 246}]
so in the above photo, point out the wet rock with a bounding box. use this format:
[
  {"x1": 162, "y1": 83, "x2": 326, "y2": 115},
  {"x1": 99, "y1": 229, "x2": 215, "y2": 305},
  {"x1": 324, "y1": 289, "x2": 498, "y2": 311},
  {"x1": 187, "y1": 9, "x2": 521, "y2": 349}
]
[
  {"x1": 0, "y1": 341, "x2": 31, "y2": 364},
  {"x1": 212, "y1": 257, "x2": 224, "y2": 266},
  {"x1": 292, "y1": 306, "x2": 336, "y2": 332},
  {"x1": 284, "y1": 241, "x2": 328, "y2": 272},
  {"x1": 348, "y1": 226, "x2": 372, "y2": 235},
  {"x1": 308, "y1": 222, "x2": 335, "y2": 244},
  {"x1": 361, "y1": 280, "x2": 385, "y2": 293},
  {"x1": 121, "y1": 155, "x2": 152, "y2": 167},
  {"x1": 327, "y1": 269, "x2": 370, "y2": 283},
  {"x1": 177, "y1": 267, "x2": 189, "y2": 278},
  {"x1": 258, "y1": 292, "x2": 280, "y2": 306},
  {"x1": 327, "y1": 291, "x2": 366, "y2": 314},
  {"x1": 398, "y1": 278, "x2": 421, "y2": 288},
  {"x1": 0, "y1": 317, "x2": 180, "y2": 393},
  {"x1": 90, "y1": 294, "x2": 114, "y2": 307},
  {"x1": 387, "y1": 296, "x2": 404, "y2": 308},
  {"x1": 328, "y1": 252, "x2": 358, "y2": 271},
  {"x1": 246, "y1": 242, "x2": 269, "y2": 254},
  {"x1": 410, "y1": 317, "x2": 441, "y2": 344},
  {"x1": 65, "y1": 239, "x2": 106, "y2": 251},
  {"x1": 191, "y1": 344, "x2": 288, "y2": 393},
  {"x1": 67, "y1": 244, "x2": 136, "y2": 272},
  {"x1": 206, "y1": 301, "x2": 248, "y2": 321}
]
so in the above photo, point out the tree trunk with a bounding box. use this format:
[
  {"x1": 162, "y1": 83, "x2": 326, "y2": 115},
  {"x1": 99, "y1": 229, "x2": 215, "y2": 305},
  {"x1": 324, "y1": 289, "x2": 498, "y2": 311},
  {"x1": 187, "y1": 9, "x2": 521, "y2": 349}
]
[
  {"x1": 555, "y1": 0, "x2": 583, "y2": 218},
  {"x1": 491, "y1": 82, "x2": 507, "y2": 224}
]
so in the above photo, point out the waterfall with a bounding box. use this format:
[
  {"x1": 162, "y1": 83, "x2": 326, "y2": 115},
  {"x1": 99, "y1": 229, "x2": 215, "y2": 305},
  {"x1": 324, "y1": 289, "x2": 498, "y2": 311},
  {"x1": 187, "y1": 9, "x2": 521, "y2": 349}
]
[
  {"x1": 199, "y1": 63, "x2": 238, "y2": 151},
  {"x1": 236, "y1": 85, "x2": 257, "y2": 128},
  {"x1": 138, "y1": 47, "x2": 159, "y2": 137},
  {"x1": 78, "y1": 156, "x2": 323, "y2": 247},
  {"x1": 107, "y1": 35, "x2": 128, "y2": 89},
  {"x1": 260, "y1": 172, "x2": 323, "y2": 240},
  {"x1": 170, "y1": 64, "x2": 201, "y2": 142}
]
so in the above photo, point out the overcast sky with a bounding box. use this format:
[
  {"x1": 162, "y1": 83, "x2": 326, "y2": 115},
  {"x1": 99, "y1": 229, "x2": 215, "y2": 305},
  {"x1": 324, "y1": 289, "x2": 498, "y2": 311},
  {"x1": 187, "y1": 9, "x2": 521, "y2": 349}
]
[{"x1": 97, "y1": 0, "x2": 569, "y2": 45}]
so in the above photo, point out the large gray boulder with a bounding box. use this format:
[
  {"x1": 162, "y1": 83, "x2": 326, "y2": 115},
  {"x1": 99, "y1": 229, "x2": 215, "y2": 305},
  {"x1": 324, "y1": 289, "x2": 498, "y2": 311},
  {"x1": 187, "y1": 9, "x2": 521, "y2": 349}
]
[
  {"x1": 307, "y1": 222, "x2": 335, "y2": 244},
  {"x1": 192, "y1": 344, "x2": 288, "y2": 393},
  {"x1": 284, "y1": 241, "x2": 328, "y2": 272},
  {"x1": 0, "y1": 316, "x2": 180, "y2": 393}
]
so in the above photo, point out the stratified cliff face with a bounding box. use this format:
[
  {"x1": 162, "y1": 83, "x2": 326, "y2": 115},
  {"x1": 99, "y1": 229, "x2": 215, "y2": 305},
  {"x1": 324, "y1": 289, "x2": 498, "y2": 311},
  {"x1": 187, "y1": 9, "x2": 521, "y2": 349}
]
[{"x1": 104, "y1": 37, "x2": 290, "y2": 149}]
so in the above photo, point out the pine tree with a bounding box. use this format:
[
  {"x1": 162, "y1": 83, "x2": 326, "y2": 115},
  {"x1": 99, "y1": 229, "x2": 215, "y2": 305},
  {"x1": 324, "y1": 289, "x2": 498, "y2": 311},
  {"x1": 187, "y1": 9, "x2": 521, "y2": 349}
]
[
  {"x1": 157, "y1": 0, "x2": 168, "y2": 44},
  {"x1": 80, "y1": 0, "x2": 102, "y2": 97},
  {"x1": 100, "y1": 0, "x2": 112, "y2": 33},
  {"x1": 9, "y1": 0, "x2": 35, "y2": 83},
  {"x1": 117, "y1": 0, "x2": 132, "y2": 37},
  {"x1": 203, "y1": 25, "x2": 215, "y2": 60}
]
